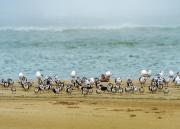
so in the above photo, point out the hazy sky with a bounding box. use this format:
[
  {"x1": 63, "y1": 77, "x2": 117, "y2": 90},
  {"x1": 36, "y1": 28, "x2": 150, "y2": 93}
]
[{"x1": 0, "y1": 0, "x2": 180, "y2": 26}]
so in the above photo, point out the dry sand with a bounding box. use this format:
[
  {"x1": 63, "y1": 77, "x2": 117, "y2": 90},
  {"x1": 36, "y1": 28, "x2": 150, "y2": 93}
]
[{"x1": 0, "y1": 80, "x2": 180, "y2": 129}]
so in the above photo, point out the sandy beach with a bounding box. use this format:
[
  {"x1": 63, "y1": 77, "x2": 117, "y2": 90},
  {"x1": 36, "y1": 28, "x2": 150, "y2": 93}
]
[
  {"x1": 1, "y1": 1, "x2": 179, "y2": 129},
  {"x1": 0, "y1": 80, "x2": 180, "y2": 129}
]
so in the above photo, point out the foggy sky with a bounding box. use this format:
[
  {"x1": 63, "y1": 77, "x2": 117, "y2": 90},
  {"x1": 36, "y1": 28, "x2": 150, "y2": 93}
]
[{"x1": 0, "y1": 0, "x2": 180, "y2": 26}]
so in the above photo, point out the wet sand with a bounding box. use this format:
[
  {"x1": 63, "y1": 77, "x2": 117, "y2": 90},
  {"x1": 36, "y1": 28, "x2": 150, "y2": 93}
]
[{"x1": 0, "y1": 81, "x2": 180, "y2": 129}]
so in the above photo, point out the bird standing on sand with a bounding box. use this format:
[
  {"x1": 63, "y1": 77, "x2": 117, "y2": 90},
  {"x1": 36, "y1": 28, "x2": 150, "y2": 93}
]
[
  {"x1": 70, "y1": 70, "x2": 76, "y2": 86},
  {"x1": 164, "y1": 70, "x2": 175, "y2": 85},
  {"x1": 169, "y1": 70, "x2": 174, "y2": 79},
  {"x1": 19, "y1": 72, "x2": 28, "y2": 83},
  {"x1": 19, "y1": 72, "x2": 24, "y2": 80},
  {"x1": 141, "y1": 70, "x2": 148, "y2": 77},
  {"x1": 35, "y1": 71, "x2": 43, "y2": 84},
  {"x1": 159, "y1": 71, "x2": 164, "y2": 78},
  {"x1": 36, "y1": 71, "x2": 42, "y2": 79},
  {"x1": 105, "y1": 71, "x2": 112, "y2": 77},
  {"x1": 100, "y1": 71, "x2": 112, "y2": 82},
  {"x1": 70, "y1": 70, "x2": 76, "y2": 78},
  {"x1": 147, "y1": 70, "x2": 152, "y2": 78},
  {"x1": 174, "y1": 73, "x2": 180, "y2": 86},
  {"x1": 1, "y1": 78, "x2": 14, "y2": 88},
  {"x1": 140, "y1": 69, "x2": 152, "y2": 78},
  {"x1": 89, "y1": 78, "x2": 95, "y2": 85},
  {"x1": 115, "y1": 77, "x2": 122, "y2": 85},
  {"x1": 139, "y1": 76, "x2": 146, "y2": 87}
]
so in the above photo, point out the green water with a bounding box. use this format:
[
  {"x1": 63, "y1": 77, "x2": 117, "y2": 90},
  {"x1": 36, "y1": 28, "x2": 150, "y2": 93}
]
[{"x1": 0, "y1": 26, "x2": 180, "y2": 79}]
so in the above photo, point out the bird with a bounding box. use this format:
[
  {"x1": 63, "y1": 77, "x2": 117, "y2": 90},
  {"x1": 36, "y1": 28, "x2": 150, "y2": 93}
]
[
  {"x1": 159, "y1": 71, "x2": 164, "y2": 77},
  {"x1": 115, "y1": 77, "x2": 122, "y2": 85},
  {"x1": 147, "y1": 70, "x2": 152, "y2": 78},
  {"x1": 169, "y1": 70, "x2": 174, "y2": 79},
  {"x1": 105, "y1": 71, "x2": 112, "y2": 77},
  {"x1": 139, "y1": 76, "x2": 146, "y2": 87},
  {"x1": 141, "y1": 70, "x2": 148, "y2": 77},
  {"x1": 85, "y1": 79, "x2": 90, "y2": 85},
  {"x1": 174, "y1": 75, "x2": 180, "y2": 86},
  {"x1": 19, "y1": 72, "x2": 24, "y2": 80},
  {"x1": 18, "y1": 72, "x2": 27, "y2": 83},
  {"x1": 70, "y1": 70, "x2": 76, "y2": 78},
  {"x1": 35, "y1": 71, "x2": 43, "y2": 85},
  {"x1": 35, "y1": 71, "x2": 42, "y2": 79},
  {"x1": 89, "y1": 78, "x2": 95, "y2": 84}
]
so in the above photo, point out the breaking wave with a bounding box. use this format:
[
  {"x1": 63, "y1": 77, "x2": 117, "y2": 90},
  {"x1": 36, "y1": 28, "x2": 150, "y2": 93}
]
[{"x1": 0, "y1": 24, "x2": 180, "y2": 32}]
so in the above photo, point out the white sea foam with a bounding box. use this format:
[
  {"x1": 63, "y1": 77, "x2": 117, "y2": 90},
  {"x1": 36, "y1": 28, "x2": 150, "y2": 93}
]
[{"x1": 0, "y1": 24, "x2": 180, "y2": 32}]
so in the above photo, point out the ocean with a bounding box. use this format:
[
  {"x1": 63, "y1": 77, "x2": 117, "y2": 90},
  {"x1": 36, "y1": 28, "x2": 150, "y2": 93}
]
[{"x1": 0, "y1": 26, "x2": 180, "y2": 80}]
